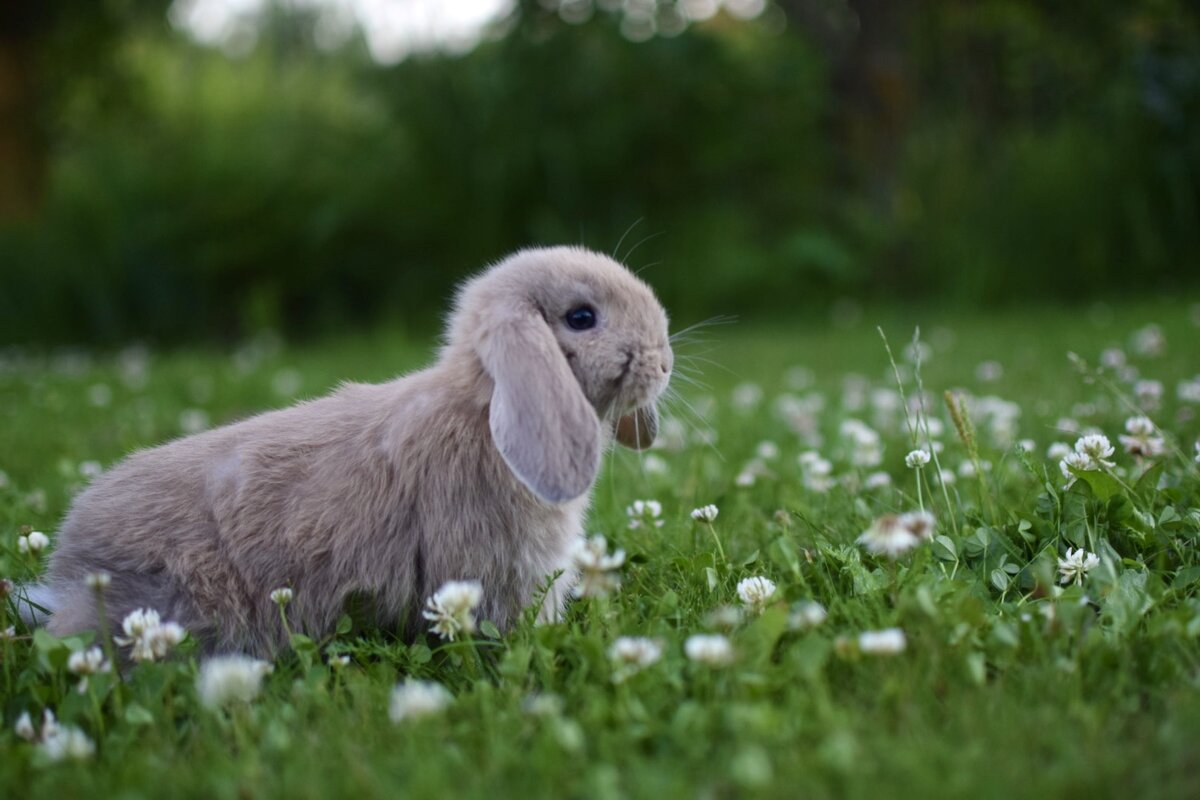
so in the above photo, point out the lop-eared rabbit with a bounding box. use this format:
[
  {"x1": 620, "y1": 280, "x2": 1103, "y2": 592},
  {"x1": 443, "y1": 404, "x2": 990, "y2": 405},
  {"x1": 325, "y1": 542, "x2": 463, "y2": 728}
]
[{"x1": 21, "y1": 247, "x2": 672, "y2": 655}]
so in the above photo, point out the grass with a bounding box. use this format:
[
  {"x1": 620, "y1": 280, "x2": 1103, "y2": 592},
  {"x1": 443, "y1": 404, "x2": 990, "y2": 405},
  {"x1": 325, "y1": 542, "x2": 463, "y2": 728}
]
[{"x1": 1, "y1": 299, "x2": 1199, "y2": 798}]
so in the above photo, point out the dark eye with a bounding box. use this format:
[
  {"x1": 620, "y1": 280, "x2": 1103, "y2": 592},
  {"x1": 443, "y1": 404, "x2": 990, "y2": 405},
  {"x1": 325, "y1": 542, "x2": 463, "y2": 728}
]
[{"x1": 565, "y1": 305, "x2": 597, "y2": 331}]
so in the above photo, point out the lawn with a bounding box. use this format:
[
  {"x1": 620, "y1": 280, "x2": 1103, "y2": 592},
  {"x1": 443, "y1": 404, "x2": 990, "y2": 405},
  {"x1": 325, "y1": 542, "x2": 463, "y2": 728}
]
[{"x1": 1, "y1": 299, "x2": 1199, "y2": 799}]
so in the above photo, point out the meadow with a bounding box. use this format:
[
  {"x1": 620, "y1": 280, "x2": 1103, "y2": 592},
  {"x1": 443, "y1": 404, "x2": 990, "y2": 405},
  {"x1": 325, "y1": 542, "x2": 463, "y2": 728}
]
[{"x1": 1, "y1": 299, "x2": 1199, "y2": 798}]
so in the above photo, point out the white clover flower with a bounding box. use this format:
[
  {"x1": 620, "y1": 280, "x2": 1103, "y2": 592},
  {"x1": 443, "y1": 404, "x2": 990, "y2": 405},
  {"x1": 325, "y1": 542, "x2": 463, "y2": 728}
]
[
  {"x1": 521, "y1": 693, "x2": 564, "y2": 717},
  {"x1": 798, "y1": 450, "x2": 835, "y2": 492},
  {"x1": 1058, "y1": 451, "x2": 1094, "y2": 489},
  {"x1": 197, "y1": 655, "x2": 273, "y2": 709},
  {"x1": 625, "y1": 499, "x2": 664, "y2": 529},
  {"x1": 863, "y1": 471, "x2": 891, "y2": 490},
  {"x1": 389, "y1": 680, "x2": 452, "y2": 723},
  {"x1": 642, "y1": 454, "x2": 670, "y2": 476},
  {"x1": 1074, "y1": 434, "x2": 1116, "y2": 468},
  {"x1": 904, "y1": 449, "x2": 931, "y2": 469},
  {"x1": 1100, "y1": 347, "x2": 1127, "y2": 370},
  {"x1": 1, "y1": 626, "x2": 15, "y2": 641},
  {"x1": 1178, "y1": 377, "x2": 1200, "y2": 404},
  {"x1": 858, "y1": 628, "x2": 907, "y2": 655},
  {"x1": 690, "y1": 504, "x2": 719, "y2": 523},
  {"x1": 1130, "y1": 324, "x2": 1165, "y2": 357},
  {"x1": 115, "y1": 608, "x2": 186, "y2": 662},
  {"x1": 732, "y1": 382, "x2": 763, "y2": 412},
  {"x1": 840, "y1": 419, "x2": 883, "y2": 467},
  {"x1": 85, "y1": 571, "x2": 111, "y2": 591},
  {"x1": 571, "y1": 535, "x2": 625, "y2": 598},
  {"x1": 857, "y1": 515, "x2": 919, "y2": 559},
  {"x1": 736, "y1": 576, "x2": 778, "y2": 614},
  {"x1": 938, "y1": 469, "x2": 956, "y2": 486},
  {"x1": 975, "y1": 360, "x2": 1003, "y2": 382},
  {"x1": 788, "y1": 601, "x2": 827, "y2": 630},
  {"x1": 756, "y1": 441, "x2": 780, "y2": 461},
  {"x1": 179, "y1": 409, "x2": 210, "y2": 435},
  {"x1": 898, "y1": 510, "x2": 936, "y2": 541},
  {"x1": 1057, "y1": 548, "x2": 1100, "y2": 585},
  {"x1": 329, "y1": 654, "x2": 351, "y2": 669},
  {"x1": 1195, "y1": 440, "x2": 1200, "y2": 464},
  {"x1": 1118, "y1": 416, "x2": 1165, "y2": 458},
  {"x1": 704, "y1": 604, "x2": 744, "y2": 630},
  {"x1": 1047, "y1": 442, "x2": 1072, "y2": 461},
  {"x1": 18, "y1": 531, "x2": 49, "y2": 555},
  {"x1": 67, "y1": 647, "x2": 110, "y2": 677},
  {"x1": 269, "y1": 587, "x2": 294, "y2": 606},
  {"x1": 685, "y1": 634, "x2": 735, "y2": 667},
  {"x1": 78, "y1": 461, "x2": 103, "y2": 481},
  {"x1": 39, "y1": 725, "x2": 96, "y2": 763},
  {"x1": 15, "y1": 711, "x2": 36, "y2": 741},
  {"x1": 609, "y1": 636, "x2": 664, "y2": 682},
  {"x1": 734, "y1": 470, "x2": 757, "y2": 488},
  {"x1": 422, "y1": 580, "x2": 483, "y2": 641},
  {"x1": 1134, "y1": 380, "x2": 1163, "y2": 411}
]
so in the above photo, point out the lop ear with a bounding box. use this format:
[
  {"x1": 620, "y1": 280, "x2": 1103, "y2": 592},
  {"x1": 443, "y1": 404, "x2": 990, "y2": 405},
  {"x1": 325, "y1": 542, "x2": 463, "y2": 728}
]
[
  {"x1": 481, "y1": 311, "x2": 602, "y2": 503},
  {"x1": 615, "y1": 405, "x2": 658, "y2": 450}
]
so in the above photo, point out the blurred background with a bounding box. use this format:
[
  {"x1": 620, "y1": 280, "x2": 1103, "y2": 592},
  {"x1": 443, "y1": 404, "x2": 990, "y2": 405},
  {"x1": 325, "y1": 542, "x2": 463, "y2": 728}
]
[{"x1": 0, "y1": 0, "x2": 1197, "y2": 346}]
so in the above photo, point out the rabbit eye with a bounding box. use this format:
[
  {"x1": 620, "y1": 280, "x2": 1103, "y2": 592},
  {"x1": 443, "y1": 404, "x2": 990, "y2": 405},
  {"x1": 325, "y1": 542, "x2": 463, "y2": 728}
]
[{"x1": 565, "y1": 305, "x2": 597, "y2": 331}]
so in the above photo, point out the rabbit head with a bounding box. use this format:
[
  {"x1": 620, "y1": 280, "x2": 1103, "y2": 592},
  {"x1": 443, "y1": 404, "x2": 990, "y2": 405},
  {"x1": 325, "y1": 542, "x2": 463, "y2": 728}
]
[{"x1": 446, "y1": 246, "x2": 672, "y2": 504}]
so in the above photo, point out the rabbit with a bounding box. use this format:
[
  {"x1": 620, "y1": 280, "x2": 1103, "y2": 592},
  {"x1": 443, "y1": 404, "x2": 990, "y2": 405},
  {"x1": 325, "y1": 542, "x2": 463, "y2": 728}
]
[{"x1": 18, "y1": 246, "x2": 672, "y2": 656}]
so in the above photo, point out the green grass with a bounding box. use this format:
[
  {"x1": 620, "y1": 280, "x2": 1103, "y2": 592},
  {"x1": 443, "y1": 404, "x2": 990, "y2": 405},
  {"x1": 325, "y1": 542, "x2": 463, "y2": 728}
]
[{"x1": 2, "y1": 300, "x2": 1199, "y2": 798}]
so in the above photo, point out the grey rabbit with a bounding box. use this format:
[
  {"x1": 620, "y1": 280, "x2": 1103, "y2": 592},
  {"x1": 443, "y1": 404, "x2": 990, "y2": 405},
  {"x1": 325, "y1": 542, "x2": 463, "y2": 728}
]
[{"x1": 18, "y1": 246, "x2": 672, "y2": 655}]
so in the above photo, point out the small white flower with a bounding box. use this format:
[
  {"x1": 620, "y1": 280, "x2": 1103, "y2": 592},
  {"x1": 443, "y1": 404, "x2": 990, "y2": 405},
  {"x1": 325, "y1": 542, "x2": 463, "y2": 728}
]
[
  {"x1": 1178, "y1": 377, "x2": 1200, "y2": 404},
  {"x1": 15, "y1": 711, "x2": 36, "y2": 741},
  {"x1": 863, "y1": 471, "x2": 891, "y2": 490},
  {"x1": 685, "y1": 634, "x2": 735, "y2": 667},
  {"x1": 1135, "y1": 380, "x2": 1163, "y2": 411},
  {"x1": 389, "y1": 680, "x2": 452, "y2": 723},
  {"x1": 898, "y1": 510, "x2": 936, "y2": 541},
  {"x1": 704, "y1": 605, "x2": 744, "y2": 630},
  {"x1": 1047, "y1": 442, "x2": 1072, "y2": 461},
  {"x1": 735, "y1": 576, "x2": 777, "y2": 614},
  {"x1": 196, "y1": 655, "x2": 273, "y2": 709},
  {"x1": 1118, "y1": 416, "x2": 1165, "y2": 458},
  {"x1": 38, "y1": 725, "x2": 95, "y2": 762},
  {"x1": 1074, "y1": 434, "x2": 1116, "y2": 468},
  {"x1": 938, "y1": 469, "x2": 956, "y2": 486},
  {"x1": 422, "y1": 580, "x2": 483, "y2": 641},
  {"x1": 78, "y1": 461, "x2": 103, "y2": 481},
  {"x1": 642, "y1": 454, "x2": 670, "y2": 476},
  {"x1": 625, "y1": 499, "x2": 664, "y2": 529},
  {"x1": 975, "y1": 360, "x2": 1003, "y2": 382},
  {"x1": 1194, "y1": 440, "x2": 1200, "y2": 464},
  {"x1": 857, "y1": 515, "x2": 919, "y2": 559},
  {"x1": 732, "y1": 382, "x2": 763, "y2": 412},
  {"x1": 269, "y1": 587, "x2": 293, "y2": 606},
  {"x1": 569, "y1": 535, "x2": 625, "y2": 599},
  {"x1": 329, "y1": 654, "x2": 351, "y2": 669},
  {"x1": 1057, "y1": 547, "x2": 1100, "y2": 585},
  {"x1": 67, "y1": 647, "x2": 110, "y2": 677},
  {"x1": 788, "y1": 601, "x2": 827, "y2": 630},
  {"x1": 609, "y1": 636, "x2": 664, "y2": 682},
  {"x1": 858, "y1": 628, "x2": 907, "y2": 655},
  {"x1": 85, "y1": 571, "x2": 111, "y2": 591},
  {"x1": 179, "y1": 409, "x2": 210, "y2": 435},
  {"x1": 1059, "y1": 450, "x2": 1094, "y2": 489},
  {"x1": 690, "y1": 504, "x2": 719, "y2": 523},
  {"x1": 0, "y1": 626, "x2": 15, "y2": 641},
  {"x1": 1130, "y1": 324, "x2": 1165, "y2": 357},
  {"x1": 18, "y1": 531, "x2": 49, "y2": 555},
  {"x1": 115, "y1": 608, "x2": 187, "y2": 662},
  {"x1": 756, "y1": 441, "x2": 780, "y2": 461},
  {"x1": 734, "y1": 470, "x2": 757, "y2": 487},
  {"x1": 905, "y1": 449, "x2": 931, "y2": 469}
]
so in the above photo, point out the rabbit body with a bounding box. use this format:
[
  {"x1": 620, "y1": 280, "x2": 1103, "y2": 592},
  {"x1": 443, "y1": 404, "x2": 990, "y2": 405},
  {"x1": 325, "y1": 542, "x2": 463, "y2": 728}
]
[{"x1": 32, "y1": 247, "x2": 671, "y2": 655}]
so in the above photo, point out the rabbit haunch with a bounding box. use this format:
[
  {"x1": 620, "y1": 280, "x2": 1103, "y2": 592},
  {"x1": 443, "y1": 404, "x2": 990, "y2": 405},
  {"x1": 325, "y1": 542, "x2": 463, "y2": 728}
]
[{"x1": 22, "y1": 247, "x2": 672, "y2": 656}]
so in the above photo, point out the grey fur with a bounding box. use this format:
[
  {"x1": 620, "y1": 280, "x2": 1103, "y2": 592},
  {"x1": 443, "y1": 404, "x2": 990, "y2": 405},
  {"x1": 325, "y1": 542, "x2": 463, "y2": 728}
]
[{"x1": 30, "y1": 247, "x2": 672, "y2": 656}]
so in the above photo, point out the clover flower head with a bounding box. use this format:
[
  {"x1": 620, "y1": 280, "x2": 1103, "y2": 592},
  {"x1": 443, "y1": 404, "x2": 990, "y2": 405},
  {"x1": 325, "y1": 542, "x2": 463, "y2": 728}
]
[
  {"x1": 625, "y1": 499, "x2": 664, "y2": 529},
  {"x1": 18, "y1": 531, "x2": 49, "y2": 555},
  {"x1": 609, "y1": 636, "x2": 664, "y2": 682},
  {"x1": 570, "y1": 535, "x2": 626, "y2": 598},
  {"x1": 788, "y1": 601, "x2": 828, "y2": 630},
  {"x1": 115, "y1": 608, "x2": 186, "y2": 662},
  {"x1": 197, "y1": 655, "x2": 273, "y2": 709},
  {"x1": 905, "y1": 449, "x2": 931, "y2": 469},
  {"x1": 422, "y1": 580, "x2": 483, "y2": 641},
  {"x1": 1073, "y1": 434, "x2": 1115, "y2": 468},
  {"x1": 858, "y1": 628, "x2": 907, "y2": 655},
  {"x1": 690, "y1": 504, "x2": 719, "y2": 523},
  {"x1": 389, "y1": 680, "x2": 451, "y2": 723},
  {"x1": 269, "y1": 587, "x2": 293, "y2": 606},
  {"x1": 1057, "y1": 547, "x2": 1100, "y2": 585},
  {"x1": 685, "y1": 634, "x2": 735, "y2": 667},
  {"x1": 736, "y1": 576, "x2": 778, "y2": 614}
]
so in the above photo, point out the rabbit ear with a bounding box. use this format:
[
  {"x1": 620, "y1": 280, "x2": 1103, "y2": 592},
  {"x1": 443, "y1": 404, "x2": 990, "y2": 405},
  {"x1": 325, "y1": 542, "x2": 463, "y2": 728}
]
[
  {"x1": 483, "y1": 311, "x2": 602, "y2": 504},
  {"x1": 615, "y1": 405, "x2": 658, "y2": 450}
]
